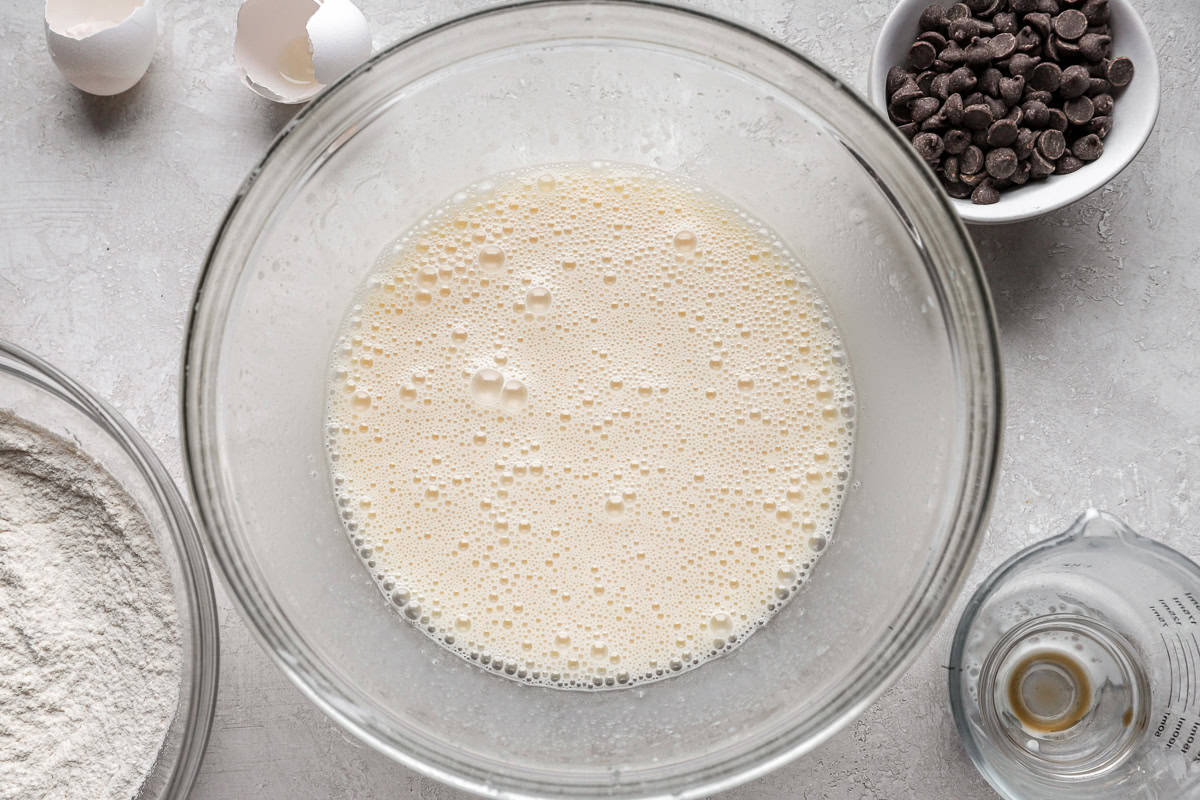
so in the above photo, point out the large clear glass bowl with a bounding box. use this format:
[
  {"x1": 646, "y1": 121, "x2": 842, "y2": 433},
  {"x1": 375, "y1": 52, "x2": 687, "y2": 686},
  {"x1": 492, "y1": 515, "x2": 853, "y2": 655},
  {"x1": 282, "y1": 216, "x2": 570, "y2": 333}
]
[
  {"x1": 183, "y1": 3, "x2": 1002, "y2": 797},
  {"x1": 0, "y1": 341, "x2": 219, "y2": 799}
]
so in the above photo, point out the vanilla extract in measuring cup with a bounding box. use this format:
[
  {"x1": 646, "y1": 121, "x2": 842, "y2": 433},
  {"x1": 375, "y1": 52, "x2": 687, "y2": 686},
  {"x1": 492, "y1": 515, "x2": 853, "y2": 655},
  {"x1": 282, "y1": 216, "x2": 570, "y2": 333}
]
[{"x1": 950, "y1": 510, "x2": 1200, "y2": 799}]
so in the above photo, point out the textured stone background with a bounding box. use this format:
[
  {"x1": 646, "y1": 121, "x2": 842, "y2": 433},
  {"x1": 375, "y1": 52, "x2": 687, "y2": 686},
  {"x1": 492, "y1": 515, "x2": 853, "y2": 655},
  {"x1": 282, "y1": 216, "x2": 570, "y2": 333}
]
[{"x1": 2, "y1": 1, "x2": 1198, "y2": 797}]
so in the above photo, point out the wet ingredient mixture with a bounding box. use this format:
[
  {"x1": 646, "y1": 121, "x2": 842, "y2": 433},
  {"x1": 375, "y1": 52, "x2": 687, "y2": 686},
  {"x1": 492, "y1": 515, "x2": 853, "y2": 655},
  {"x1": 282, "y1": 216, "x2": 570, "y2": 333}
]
[{"x1": 326, "y1": 163, "x2": 855, "y2": 688}]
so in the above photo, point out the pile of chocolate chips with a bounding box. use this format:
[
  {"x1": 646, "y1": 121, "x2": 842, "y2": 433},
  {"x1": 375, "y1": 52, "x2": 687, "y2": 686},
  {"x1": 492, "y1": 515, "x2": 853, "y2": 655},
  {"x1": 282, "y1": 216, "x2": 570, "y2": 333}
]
[{"x1": 886, "y1": 0, "x2": 1134, "y2": 205}]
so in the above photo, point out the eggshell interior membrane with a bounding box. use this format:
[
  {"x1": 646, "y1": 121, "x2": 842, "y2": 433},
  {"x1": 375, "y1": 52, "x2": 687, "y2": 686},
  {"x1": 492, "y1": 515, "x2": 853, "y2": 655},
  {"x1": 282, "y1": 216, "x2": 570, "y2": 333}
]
[
  {"x1": 235, "y1": 0, "x2": 320, "y2": 102},
  {"x1": 44, "y1": 0, "x2": 157, "y2": 96},
  {"x1": 45, "y1": 0, "x2": 144, "y2": 37},
  {"x1": 235, "y1": 0, "x2": 371, "y2": 104},
  {"x1": 307, "y1": 0, "x2": 371, "y2": 85}
]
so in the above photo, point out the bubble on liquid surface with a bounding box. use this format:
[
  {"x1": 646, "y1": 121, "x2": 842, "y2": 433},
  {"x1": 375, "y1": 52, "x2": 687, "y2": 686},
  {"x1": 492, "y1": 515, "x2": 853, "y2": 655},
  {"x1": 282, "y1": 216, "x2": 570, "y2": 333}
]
[
  {"x1": 673, "y1": 230, "x2": 697, "y2": 252},
  {"x1": 478, "y1": 245, "x2": 506, "y2": 272},
  {"x1": 526, "y1": 287, "x2": 552, "y2": 314},
  {"x1": 500, "y1": 379, "x2": 528, "y2": 412},
  {"x1": 325, "y1": 162, "x2": 855, "y2": 689},
  {"x1": 471, "y1": 368, "x2": 505, "y2": 406}
]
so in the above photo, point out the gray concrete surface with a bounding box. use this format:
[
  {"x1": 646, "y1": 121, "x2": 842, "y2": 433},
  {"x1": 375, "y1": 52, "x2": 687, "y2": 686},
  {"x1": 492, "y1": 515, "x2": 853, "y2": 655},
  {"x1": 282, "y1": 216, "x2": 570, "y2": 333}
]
[{"x1": 2, "y1": 1, "x2": 1197, "y2": 797}]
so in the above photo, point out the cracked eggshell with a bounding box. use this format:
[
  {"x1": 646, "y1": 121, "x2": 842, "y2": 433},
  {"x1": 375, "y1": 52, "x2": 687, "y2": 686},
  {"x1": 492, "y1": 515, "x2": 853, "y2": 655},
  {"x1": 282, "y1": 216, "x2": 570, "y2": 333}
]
[
  {"x1": 45, "y1": 0, "x2": 158, "y2": 96},
  {"x1": 234, "y1": 0, "x2": 372, "y2": 104}
]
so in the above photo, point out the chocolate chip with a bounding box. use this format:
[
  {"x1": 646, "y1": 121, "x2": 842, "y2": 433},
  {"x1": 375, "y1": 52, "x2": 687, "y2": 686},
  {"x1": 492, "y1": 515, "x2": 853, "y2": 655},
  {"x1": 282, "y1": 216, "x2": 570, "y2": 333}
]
[
  {"x1": 941, "y1": 42, "x2": 966, "y2": 65},
  {"x1": 1088, "y1": 59, "x2": 1110, "y2": 78},
  {"x1": 1093, "y1": 93, "x2": 1114, "y2": 115},
  {"x1": 1036, "y1": 128, "x2": 1066, "y2": 159},
  {"x1": 917, "y1": 70, "x2": 937, "y2": 93},
  {"x1": 1063, "y1": 95, "x2": 1095, "y2": 125},
  {"x1": 911, "y1": 96, "x2": 943, "y2": 123},
  {"x1": 961, "y1": 169, "x2": 986, "y2": 187},
  {"x1": 887, "y1": 66, "x2": 912, "y2": 97},
  {"x1": 985, "y1": 95, "x2": 1009, "y2": 121},
  {"x1": 1053, "y1": 9, "x2": 1088, "y2": 40},
  {"x1": 1029, "y1": 149, "x2": 1056, "y2": 178},
  {"x1": 921, "y1": 113, "x2": 948, "y2": 131},
  {"x1": 988, "y1": 32, "x2": 1018, "y2": 60},
  {"x1": 918, "y1": 30, "x2": 949, "y2": 49},
  {"x1": 1010, "y1": 0, "x2": 1038, "y2": 12},
  {"x1": 949, "y1": 17, "x2": 978, "y2": 43},
  {"x1": 943, "y1": 92, "x2": 965, "y2": 125},
  {"x1": 964, "y1": 42, "x2": 993, "y2": 66},
  {"x1": 1056, "y1": 153, "x2": 1084, "y2": 173},
  {"x1": 891, "y1": 79, "x2": 924, "y2": 105},
  {"x1": 1010, "y1": 160, "x2": 1033, "y2": 185},
  {"x1": 931, "y1": 72, "x2": 953, "y2": 99},
  {"x1": 1107, "y1": 57, "x2": 1135, "y2": 87},
  {"x1": 962, "y1": 103, "x2": 995, "y2": 130},
  {"x1": 985, "y1": 147, "x2": 1019, "y2": 179},
  {"x1": 1049, "y1": 36, "x2": 1082, "y2": 61},
  {"x1": 972, "y1": 179, "x2": 1001, "y2": 204},
  {"x1": 909, "y1": 40, "x2": 938, "y2": 70},
  {"x1": 1072, "y1": 133, "x2": 1104, "y2": 160},
  {"x1": 1079, "y1": 32, "x2": 1112, "y2": 61},
  {"x1": 1022, "y1": 99, "x2": 1050, "y2": 128},
  {"x1": 960, "y1": 144, "x2": 985, "y2": 174},
  {"x1": 1025, "y1": 13, "x2": 1053, "y2": 41},
  {"x1": 1024, "y1": 89, "x2": 1054, "y2": 105},
  {"x1": 898, "y1": 122, "x2": 919, "y2": 138},
  {"x1": 948, "y1": 66, "x2": 977, "y2": 94},
  {"x1": 1082, "y1": 0, "x2": 1110, "y2": 25},
  {"x1": 1029, "y1": 62, "x2": 1062, "y2": 92},
  {"x1": 964, "y1": 91, "x2": 987, "y2": 108},
  {"x1": 1059, "y1": 64, "x2": 1092, "y2": 98},
  {"x1": 993, "y1": 12, "x2": 1018, "y2": 34},
  {"x1": 1087, "y1": 77, "x2": 1112, "y2": 96},
  {"x1": 946, "y1": 181, "x2": 973, "y2": 199},
  {"x1": 932, "y1": 59, "x2": 953, "y2": 73},
  {"x1": 999, "y1": 76, "x2": 1026, "y2": 106},
  {"x1": 1047, "y1": 108, "x2": 1069, "y2": 131},
  {"x1": 943, "y1": 155, "x2": 961, "y2": 182},
  {"x1": 987, "y1": 118, "x2": 1020, "y2": 147},
  {"x1": 1016, "y1": 26, "x2": 1041, "y2": 53},
  {"x1": 913, "y1": 132, "x2": 946, "y2": 161},
  {"x1": 919, "y1": 3, "x2": 948, "y2": 31},
  {"x1": 980, "y1": 67, "x2": 1003, "y2": 97},
  {"x1": 945, "y1": 2, "x2": 972, "y2": 20},
  {"x1": 1006, "y1": 105, "x2": 1024, "y2": 125},
  {"x1": 944, "y1": 128, "x2": 972, "y2": 153},
  {"x1": 1007, "y1": 53, "x2": 1041, "y2": 77},
  {"x1": 1015, "y1": 126, "x2": 1038, "y2": 158},
  {"x1": 1089, "y1": 115, "x2": 1113, "y2": 137}
]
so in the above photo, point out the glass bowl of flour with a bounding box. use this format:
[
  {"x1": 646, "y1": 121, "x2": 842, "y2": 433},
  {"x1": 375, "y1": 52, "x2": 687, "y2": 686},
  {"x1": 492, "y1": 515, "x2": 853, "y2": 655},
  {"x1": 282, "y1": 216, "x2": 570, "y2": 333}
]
[
  {"x1": 184, "y1": 2, "x2": 1002, "y2": 798},
  {"x1": 0, "y1": 341, "x2": 218, "y2": 799}
]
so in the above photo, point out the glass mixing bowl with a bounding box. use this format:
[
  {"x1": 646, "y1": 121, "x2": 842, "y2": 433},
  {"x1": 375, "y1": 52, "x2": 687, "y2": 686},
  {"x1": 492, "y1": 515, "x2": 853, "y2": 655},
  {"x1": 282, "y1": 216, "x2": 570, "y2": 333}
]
[
  {"x1": 0, "y1": 341, "x2": 219, "y2": 799},
  {"x1": 184, "y1": 3, "x2": 1001, "y2": 796}
]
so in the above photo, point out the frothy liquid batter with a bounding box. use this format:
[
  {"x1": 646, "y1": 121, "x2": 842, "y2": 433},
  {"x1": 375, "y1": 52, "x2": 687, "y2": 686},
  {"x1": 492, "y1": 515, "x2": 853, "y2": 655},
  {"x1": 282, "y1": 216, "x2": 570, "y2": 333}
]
[{"x1": 326, "y1": 163, "x2": 855, "y2": 688}]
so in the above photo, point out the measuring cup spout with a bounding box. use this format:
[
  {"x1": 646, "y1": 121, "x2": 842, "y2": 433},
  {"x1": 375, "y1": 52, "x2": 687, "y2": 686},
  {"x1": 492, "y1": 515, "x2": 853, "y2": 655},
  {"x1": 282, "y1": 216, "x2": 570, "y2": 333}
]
[{"x1": 1064, "y1": 508, "x2": 1143, "y2": 545}]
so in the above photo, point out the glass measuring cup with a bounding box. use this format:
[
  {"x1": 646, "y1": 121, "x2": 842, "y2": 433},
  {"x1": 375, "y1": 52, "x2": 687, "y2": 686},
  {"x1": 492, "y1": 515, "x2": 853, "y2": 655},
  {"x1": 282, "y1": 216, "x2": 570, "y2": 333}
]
[{"x1": 950, "y1": 509, "x2": 1200, "y2": 799}]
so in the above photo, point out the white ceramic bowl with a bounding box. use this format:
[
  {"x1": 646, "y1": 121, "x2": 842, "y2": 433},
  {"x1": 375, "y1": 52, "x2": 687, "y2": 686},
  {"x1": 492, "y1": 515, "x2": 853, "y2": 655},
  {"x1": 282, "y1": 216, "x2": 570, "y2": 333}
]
[{"x1": 868, "y1": 0, "x2": 1160, "y2": 225}]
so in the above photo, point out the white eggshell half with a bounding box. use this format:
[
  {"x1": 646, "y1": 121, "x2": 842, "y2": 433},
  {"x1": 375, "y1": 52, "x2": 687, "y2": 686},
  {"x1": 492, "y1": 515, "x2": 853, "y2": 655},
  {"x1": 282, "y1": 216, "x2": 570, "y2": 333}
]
[
  {"x1": 234, "y1": 0, "x2": 371, "y2": 104},
  {"x1": 45, "y1": 0, "x2": 158, "y2": 96},
  {"x1": 307, "y1": 0, "x2": 371, "y2": 85}
]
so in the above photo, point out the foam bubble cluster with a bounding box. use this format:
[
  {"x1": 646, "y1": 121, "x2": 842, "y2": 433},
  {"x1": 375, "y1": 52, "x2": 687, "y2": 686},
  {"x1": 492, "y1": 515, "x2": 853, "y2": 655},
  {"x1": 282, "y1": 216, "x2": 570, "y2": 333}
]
[{"x1": 326, "y1": 163, "x2": 856, "y2": 689}]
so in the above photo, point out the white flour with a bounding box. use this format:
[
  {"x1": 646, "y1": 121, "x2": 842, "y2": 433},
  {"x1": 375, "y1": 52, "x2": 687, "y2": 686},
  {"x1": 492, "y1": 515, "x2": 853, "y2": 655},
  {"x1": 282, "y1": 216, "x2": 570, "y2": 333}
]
[{"x1": 0, "y1": 413, "x2": 182, "y2": 800}]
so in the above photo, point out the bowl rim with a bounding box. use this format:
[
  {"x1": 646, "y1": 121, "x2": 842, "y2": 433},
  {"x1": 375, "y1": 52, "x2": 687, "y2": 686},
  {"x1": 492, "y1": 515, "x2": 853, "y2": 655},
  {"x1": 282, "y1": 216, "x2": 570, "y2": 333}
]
[
  {"x1": 183, "y1": 1, "x2": 1004, "y2": 797},
  {"x1": 867, "y1": 0, "x2": 1161, "y2": 225},
  {"x1": 0, "y1": 339, "x2": 220, "y2": 800}
]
